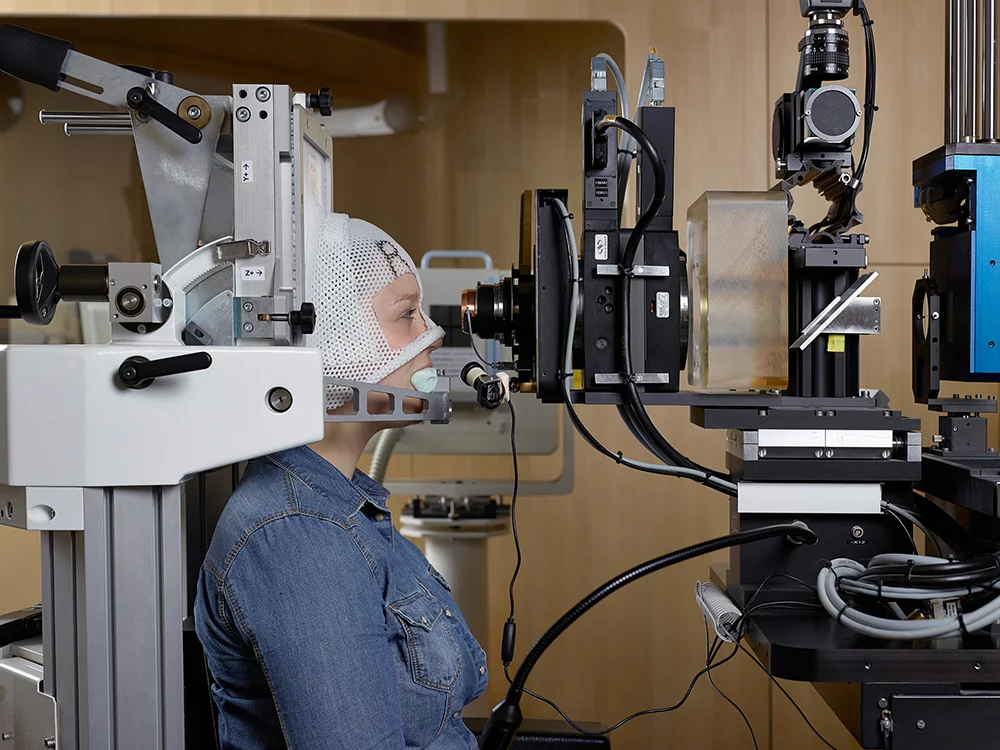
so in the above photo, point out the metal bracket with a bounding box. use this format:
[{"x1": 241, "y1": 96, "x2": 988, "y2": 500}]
[
  {"x1": 791, "y1": 271, "x2": 880, "y2": 349},
  {"x1": 214, "y1": 239, "x2": 270, "y2": 262},
  {"x1": 235, "y1": 296, "x2": 273, "y2": 339},
  {"x1": 596, "y1": 264, "x2": 671, "y2": 277},
  {"x1": 324, "y1": 378, "x2": 452, "y2": 424},
  {"x1": 821, "y1": 296, "x2": 881, "y2": 335}
]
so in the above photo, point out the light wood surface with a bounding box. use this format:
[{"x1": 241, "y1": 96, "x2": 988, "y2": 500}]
[{"x1": 0, "y1": 4, "x2": 989, "y2": 750}]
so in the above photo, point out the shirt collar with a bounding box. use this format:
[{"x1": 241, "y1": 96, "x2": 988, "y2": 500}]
[{"x1": 264, "y1": 445, "x2": 392, "y2": 517}]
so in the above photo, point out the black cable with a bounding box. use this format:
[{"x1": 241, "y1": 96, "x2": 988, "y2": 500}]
[
  {"x1": 738, "y1": 643, "x2": 840, "y2": 750},
  {"x1": 883, "y1": 506, "x2": 919, "y2": 555},
  {"x1": 504, "y1": 523, "x2": 816, "y2": 702},
  {"x1": 560, "y1": 351, "x2": 737, "y2": 495},
  {"x1": 506, "y1": 399, "x2": 520, "y2": 620},
  {"x1": 593, "y1": 116, "x2": 719, "y2": 480},
  {"x1": 704, "y1": 619, "x2": 759, "y2": 750},
  {"x1": 508, "y1": 642, "x2": 741, "y2": 736},
  {"x1": 501, "y1": 399, "x2": 521, "y2": 670},
  {"x1": 852, "y1": 0, "x2": 877, "y2": 186}
]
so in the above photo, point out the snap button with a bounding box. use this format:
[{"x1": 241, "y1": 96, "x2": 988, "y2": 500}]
[{"x1": 375, "y1": 513, "x2": 385, "y2": 522}]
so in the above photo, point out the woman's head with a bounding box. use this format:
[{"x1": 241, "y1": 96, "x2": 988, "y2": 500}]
[{"x1": 306, "y1": 204, "x2": 444, "y2": 413}]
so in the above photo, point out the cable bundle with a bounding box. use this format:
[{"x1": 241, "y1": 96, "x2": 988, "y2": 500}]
[{"x1": 817, "y1": 553, "x2": 1000, "y2": 640}]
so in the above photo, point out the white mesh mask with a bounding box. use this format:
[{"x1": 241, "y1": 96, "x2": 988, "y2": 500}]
[{"x1": 305, "y1": 197, "x2": 444, "y2": 410}]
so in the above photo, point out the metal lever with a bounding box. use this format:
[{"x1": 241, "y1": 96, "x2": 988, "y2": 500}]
[
  {"x1": 125, "y1": 87, "x2": 202, "y2": 144},
  {"x1": 118, "y1": 352, "x2": 212, "y2": 389}
]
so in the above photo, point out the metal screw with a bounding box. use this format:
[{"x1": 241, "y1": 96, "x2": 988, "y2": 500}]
[
  {"x1": 878, "y1": 698, "x2": 888, "y2": 709},
  {"x1": 954, "y1": 426, "x2": 960, "y2": 432},
  {"x1": 243, "y1": 302, "x2": 254, "y2": 312},
  {"x1": 873, "y1": 325, "x2": 880, "y2": 332},
  {"x1": 236, "y1": 107, "x2": 252, "y2": 122},
  {"x1": 865, "y1": 662, "x2": 872, "y2": 670},
  {"x1": 916, "y1": 720, "x2": 926, "y2": 730},
  {"x1": 45, "y1": 740, "x2": 55, "y2": 749},
  {"x1": 815, "y1": 449, "x2": 823, "y2": 458},
  {"x1": 267, "y1": 387, "x2": 293, "y2": 413},
  {"x1": 883, "y1": 410, "x2": 892, "y2": 417},
  {"x1": 975, "y1": 662, "x2": 982, "y2": 670},
  {"x1": 186, "y1": 105, "x2": 202, "y2": 120},
  {"x1": 825, "y1": 448, "x2": 835, "y2": 458},
  {"x1": 162, "y1": 298, "x2": 173, "y2": 308},
  {"x1": 1, "y1": 733, "x2": 11, "y2": 741},
  {"x1": 255, "y1": 87, "x2": 271, "y2": 102},
  {"x1": 932, "y1": 311, "x2": 940, "y2": 320},
  {"x1": 137, "y1": 324, "x2": 147, "y2": 334},
  {"x1": 120, "y1": 291, "x2": 142, "y2": 312},
  {"x1": 604, "y1": 304, "x2": 613, "y2": 314},
  {"x1": 243, "y1": 322, "x2": 254, "y2": 333},
  {"x1": 110, "y1": 279, "x2": 116, "y2": 286},
  {"x1": 851, "y1": 525, "x2": 864, "y2": 539},
  {"x1": 6, "y1": 502, "x2": 12, "y2": 520},
  {"x1": 758, "y1": 448, "x2": 767, "y2": 458},
  {"x1": 882, "y1": 449, "x2": 891, "y2": 459},
  {"x1": 596, "y1": 337, "x2": 608, "y2": 350},
  {"x1": 758, "y1": 409, "x2": 767, "y2": 416}
]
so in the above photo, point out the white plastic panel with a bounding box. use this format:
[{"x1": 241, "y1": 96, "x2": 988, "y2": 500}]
[
  {"x1": 737, "y1": 482, "x2": 881, "y2": 514},
  {"x1": 0, "y1": 345, "x2": 323, "y2": 487}
]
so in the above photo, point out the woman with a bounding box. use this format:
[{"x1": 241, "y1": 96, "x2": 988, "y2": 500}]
[{"x1": 194, "y1": 203, "x2": 487, "y2": 749}]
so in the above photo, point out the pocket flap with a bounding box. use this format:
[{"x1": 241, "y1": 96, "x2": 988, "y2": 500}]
[{"x1": 389, "y1": 591, "x2": 442, "y2": 631}]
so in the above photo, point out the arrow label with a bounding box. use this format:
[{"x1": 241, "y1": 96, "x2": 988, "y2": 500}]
[
  {"x1": 241, "y1": 160, "x2": 254, "y2": 184},
  {"x1": 243, "y1": 267, "x2": 265, "y2": 279}
]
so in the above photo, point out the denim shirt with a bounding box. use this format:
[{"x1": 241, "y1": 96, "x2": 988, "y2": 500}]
[{"x1": 194, "y1": 446, "x2": 488, "y2": 750}]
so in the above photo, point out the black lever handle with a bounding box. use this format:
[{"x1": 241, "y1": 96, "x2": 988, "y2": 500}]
[
  {"x1": 118, "y1": 352, "x2": 212, "y2": 389},
  {"x1": 126, "y1": 87, "x2": 202, "y2": 145}
]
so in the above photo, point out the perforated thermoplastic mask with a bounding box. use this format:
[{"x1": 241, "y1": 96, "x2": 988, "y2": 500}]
[{"x1": 304, "y1": 196, "x2": 444, "y2": 410}]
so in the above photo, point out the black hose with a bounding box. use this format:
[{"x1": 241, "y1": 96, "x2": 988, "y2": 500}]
[{"x1": 505, "y1": 522, "x2": 816, "y2": 701}]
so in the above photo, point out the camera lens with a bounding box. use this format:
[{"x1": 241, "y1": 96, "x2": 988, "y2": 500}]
[
  {"x1": 461, "y1": 278, "x2": 517, "y2": 344},
  {"x1": 800, "y1": 13, "x2": 850, "y2": 81}
]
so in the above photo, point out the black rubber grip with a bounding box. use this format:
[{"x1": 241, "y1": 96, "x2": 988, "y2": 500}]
[{"x1": 0, "y1": 25, "x2": 73, "y2": 91}]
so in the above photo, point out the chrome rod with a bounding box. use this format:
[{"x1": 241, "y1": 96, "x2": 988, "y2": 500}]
[
  {"x1": 984, "y1": 0, "x2": 999, "y2": 140},
  {"x1": 40, "y1": 110, "x2": 132, "y2": 126},
  {"x1": 949, "y1": 0, "x2": 963, "y2": 142},
  {"x1": 64, "y1": 123, "x2": 133, "y2": 136},
  {"x1": 968, "y1": 0, "x2": 981, "y2": 141}
]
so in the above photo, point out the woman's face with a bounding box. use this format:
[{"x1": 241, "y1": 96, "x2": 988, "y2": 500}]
[{"x1": 371, "y1": 272, "x2": 439, "y2": 409}]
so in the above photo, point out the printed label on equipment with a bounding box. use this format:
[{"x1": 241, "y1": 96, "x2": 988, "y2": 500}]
[
  {"x1": 242, "y1": 267, "x2": 266, "y2": 280},
  {"x1": 241, "y1": 160, "x2": 254, "y2": 184},
  {"x1": 595, "y1": 234, "x2": 608, "y2": 261},
  {"x1": 655, "y1": 291, "x2": 670, "y2": 318},
  {"x1": 307, "y1": 151, "x2": 321, "y2": 201}
]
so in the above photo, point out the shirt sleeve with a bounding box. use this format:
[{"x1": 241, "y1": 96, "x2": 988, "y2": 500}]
[{"x1": 222, "y1": 513, "x2": 406, "y2": 750}]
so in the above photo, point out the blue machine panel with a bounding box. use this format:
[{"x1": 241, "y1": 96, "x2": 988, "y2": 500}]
[{"x1": 914, "y1": 149, "x2": 1000, "y2": 380}]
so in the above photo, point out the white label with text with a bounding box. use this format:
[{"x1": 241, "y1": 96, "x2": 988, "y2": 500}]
[{"x1": 595, "y1": 234, "x2": 608, "y2": 261}]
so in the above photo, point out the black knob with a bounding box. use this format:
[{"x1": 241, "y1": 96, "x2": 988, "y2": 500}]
[
  {"x1": 307, "y1": 87, "x2": 332, "y2": 117},
  {"x1": 290, "y1": 302, "x2": 316, "y2": 335},
  {"x1": 13, "y1": 240, "x2": 60, "y2": 325}
]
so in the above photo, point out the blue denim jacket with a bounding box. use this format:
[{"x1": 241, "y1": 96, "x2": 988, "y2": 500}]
[{"x1": 194, "y1": 446, "x2": 488, "y2": 749}]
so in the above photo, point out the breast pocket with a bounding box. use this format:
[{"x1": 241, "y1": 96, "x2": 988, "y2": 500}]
[{"x1": 389, "y1": 590, "x2": 463, "y2": 692}]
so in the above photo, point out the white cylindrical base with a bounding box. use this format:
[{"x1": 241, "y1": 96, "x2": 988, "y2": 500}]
[{"x1": 424, "y1": 535, "x2": 490, "y2": 645}]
